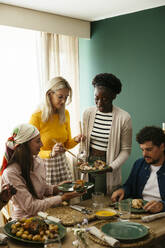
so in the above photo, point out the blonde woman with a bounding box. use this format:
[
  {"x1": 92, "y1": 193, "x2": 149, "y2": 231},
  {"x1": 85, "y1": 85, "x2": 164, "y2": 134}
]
[{"x1": 30, "y1": 76, "x2": 84, "y2": 185}]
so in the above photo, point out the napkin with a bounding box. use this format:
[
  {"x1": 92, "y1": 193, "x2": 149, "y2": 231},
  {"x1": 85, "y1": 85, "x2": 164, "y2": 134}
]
[
  {"x1": 38, "y1": 211, "x2": 61, "y2": 223},
  {"x1": 88, "y1": 226, "x2": 120, "y2": 247},
  {"x1": 70, "y1": 205, "x2": 84, "y2": 212},
  {"x1": 141, "y1": 212, "x2": 165, "y2": 222}
]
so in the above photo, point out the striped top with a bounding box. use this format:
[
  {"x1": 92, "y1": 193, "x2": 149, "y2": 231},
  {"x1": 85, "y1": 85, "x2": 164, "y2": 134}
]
[{"x1": 90, "y1": 111, "x2": 113, "y2": 151}]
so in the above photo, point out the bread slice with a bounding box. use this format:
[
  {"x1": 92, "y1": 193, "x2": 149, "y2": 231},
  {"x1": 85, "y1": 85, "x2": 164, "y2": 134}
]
[{"x1": 132, "y1": 199, "x2": 143, "y2": 209}]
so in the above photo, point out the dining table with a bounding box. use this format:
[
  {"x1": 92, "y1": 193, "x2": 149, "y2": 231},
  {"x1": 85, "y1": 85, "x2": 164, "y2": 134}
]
[{"x1": 1, "y1": 196, "x2": 165, "y2": 248}]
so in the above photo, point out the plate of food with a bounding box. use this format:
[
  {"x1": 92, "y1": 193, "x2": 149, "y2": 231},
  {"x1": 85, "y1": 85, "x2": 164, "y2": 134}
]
[
  {"x1": 58, "y1": 180, "x2": 94, "y2": 192},
  {"x1": 78, "y1": 160, "x2": 109, "y2": 173},
  {"x1": 3, "y1": 216, "x2": 66, "y2": 244},
  {"x1": 115, "y1": 198, "x2": 148, "y2": 213},
  {"x1": 101, "y1": 221, "x2": 149, "y2": 241}
]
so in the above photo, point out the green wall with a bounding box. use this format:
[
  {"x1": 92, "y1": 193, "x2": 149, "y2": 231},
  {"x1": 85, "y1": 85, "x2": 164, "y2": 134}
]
[{"x1": 79, "y1": 6, "x2": 165, "y2": 183}]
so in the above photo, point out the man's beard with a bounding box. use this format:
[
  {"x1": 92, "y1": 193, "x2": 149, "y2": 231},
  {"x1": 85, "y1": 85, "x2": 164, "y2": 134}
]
[{"x1": 144, "y1": 156, "x2": 159, "y2": 164}]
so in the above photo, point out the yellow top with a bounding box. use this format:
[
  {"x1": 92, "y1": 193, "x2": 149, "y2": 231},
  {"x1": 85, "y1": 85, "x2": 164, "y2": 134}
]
[{"x1": 29, "y1": 110, "x2": 77, "y2": 158}]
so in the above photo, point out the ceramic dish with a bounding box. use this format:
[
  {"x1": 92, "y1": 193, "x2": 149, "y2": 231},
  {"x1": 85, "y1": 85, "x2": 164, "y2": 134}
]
[
  {"x1": 3, "y1": 219, "x2": 66, "y2": 244},
  {"x1": 115, "y1": 198, "x2": 148, "y2": 213},
  {"x1": 101, "y1": 221, "x2": 149, "y2": 241},
  {"x1": 58, "y1": 182, "x2": 94, "y2": 192},
  {"x1": 95, "y1": 208, "x2": 117, "y2": 220}
]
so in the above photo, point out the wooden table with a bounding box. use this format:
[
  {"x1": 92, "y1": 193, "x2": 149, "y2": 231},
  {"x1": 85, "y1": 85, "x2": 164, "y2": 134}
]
[{"x1": 1, "y1": 197, "x2": 165, "y2": 248}]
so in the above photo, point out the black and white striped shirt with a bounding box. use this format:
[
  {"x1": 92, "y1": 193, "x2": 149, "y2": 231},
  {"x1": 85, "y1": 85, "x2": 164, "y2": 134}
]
[{"x1": 90, "y1": 111, "x2": 113, "y2": 151}]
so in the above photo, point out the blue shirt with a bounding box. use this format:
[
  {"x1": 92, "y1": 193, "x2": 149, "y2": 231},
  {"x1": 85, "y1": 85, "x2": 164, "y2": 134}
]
[{"x1": 123, "y1": 158, "x2": 165, "y2": 211}]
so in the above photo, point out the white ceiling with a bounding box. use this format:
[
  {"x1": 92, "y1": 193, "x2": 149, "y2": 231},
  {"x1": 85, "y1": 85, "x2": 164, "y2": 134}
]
[{"x1": 1, "y1": 0, "x2": 165, "y2": 21}]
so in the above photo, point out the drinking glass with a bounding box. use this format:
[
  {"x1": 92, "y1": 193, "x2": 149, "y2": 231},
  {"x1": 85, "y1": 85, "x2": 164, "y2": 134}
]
[
  {"x1": 92, "y1": 192, "x2": 104, "y2": 210},
  {"x1": 118, "y1": 199, "x2": 131, "y2": 221}
]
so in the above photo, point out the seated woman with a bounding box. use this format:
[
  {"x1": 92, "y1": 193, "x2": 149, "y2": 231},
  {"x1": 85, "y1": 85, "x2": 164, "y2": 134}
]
[{"x1": 1, "y1": 123, "x2": 80, "y2": 219}]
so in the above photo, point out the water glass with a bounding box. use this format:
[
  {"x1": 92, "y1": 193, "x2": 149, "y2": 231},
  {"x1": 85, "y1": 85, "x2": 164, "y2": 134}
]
[
  {"x1": 118, "y1": 199, "x2": 131, "y2": 221},
  {"x1": 92, "y1": 192, "x2": 104, "y2": 210}
]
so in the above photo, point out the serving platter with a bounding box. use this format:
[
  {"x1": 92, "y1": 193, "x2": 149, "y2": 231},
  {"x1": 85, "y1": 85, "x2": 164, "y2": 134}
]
[
  {"x1": 101, "y1": 221, "x2": 149, "y2": 241},
  {"x1": 78, "y1": 162, "x2": 109, "y2": 174},
  {"x1": 3, "y1": 219, "x2": 66, "y2": 244}
]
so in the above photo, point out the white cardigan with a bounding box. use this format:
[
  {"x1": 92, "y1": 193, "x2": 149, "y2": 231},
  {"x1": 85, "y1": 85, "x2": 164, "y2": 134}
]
[{"x1": 82, "y1": 105, "x2": 132, "y2": 194}]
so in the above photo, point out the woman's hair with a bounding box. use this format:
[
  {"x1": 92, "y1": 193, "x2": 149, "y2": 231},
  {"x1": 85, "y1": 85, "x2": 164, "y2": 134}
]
[
  {"x1": 41, "y1": 76, "x2": 72, "y2": 123},
  {"x1": 92, "y1": 73, "x2": 122, "y2": 94},
  {"x1": 7, "y1": 142, "x2": 37, "y2": 197},
  {"x1": 136, "y1": 126, "x2": 165, "y2": 147}
]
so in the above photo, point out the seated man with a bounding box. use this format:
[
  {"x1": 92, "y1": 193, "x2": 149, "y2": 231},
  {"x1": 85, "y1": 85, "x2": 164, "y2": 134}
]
[{"x1": 111, "y1": 126, "x2": 165, "y2": 213}]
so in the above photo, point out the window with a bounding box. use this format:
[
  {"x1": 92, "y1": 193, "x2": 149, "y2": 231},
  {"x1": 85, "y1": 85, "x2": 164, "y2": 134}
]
[{"x1": 0, "y1": 26, "x2": 41, "y2": 161}]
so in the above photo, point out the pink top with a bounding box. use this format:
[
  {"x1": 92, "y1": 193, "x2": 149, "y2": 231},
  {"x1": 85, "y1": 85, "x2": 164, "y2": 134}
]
[{"x1": 1, "y1": 156, "x2": 62, "y2": 219}]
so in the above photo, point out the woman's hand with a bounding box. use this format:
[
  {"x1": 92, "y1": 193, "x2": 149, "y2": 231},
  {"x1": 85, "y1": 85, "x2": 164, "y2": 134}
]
[
  {"x1": 51, "y1": 143, "x2": 66, "y2": 157},
  {"x1": 74, "y1": 135, "x2": 86, "y2": 143},
  {"x1": 143, "y1": 201, "x2": 163, "y2": 213},
  {"x1": 61, "y1": 191, "x2": 81, "y2": 201},
  {"x1": 0, "y1": 184, "x2": 17, "y2": 203}
]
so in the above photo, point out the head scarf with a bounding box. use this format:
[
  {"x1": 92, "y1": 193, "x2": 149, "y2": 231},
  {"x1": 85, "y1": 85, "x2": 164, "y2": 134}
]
[{"x1": 1, "y1": 124, "x2": 39, "y2": 175}]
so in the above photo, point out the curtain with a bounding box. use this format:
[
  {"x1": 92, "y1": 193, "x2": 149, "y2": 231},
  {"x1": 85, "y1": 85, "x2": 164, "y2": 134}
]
[{"x1": 37, "y1": 32, "x2": 80, "y2": 178}]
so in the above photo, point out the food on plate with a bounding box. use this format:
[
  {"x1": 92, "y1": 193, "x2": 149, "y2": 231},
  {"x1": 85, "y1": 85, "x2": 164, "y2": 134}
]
[
  {"x1": 79, "y1": 160, "x2": 106, "y2": 171},
  {"x1": 73, "y1": 180, "x2": 85, "y2": 191},
  {"x1": 10, "y1": 217, "x2": 59, "y2": 242},
  {"x1": 132, "y1": 199, "x2": 143, "y2": 209},
  {"x1": 94, "y1": 160, "x2": 106, "y2": 170},
  {"x1": 79, "y1": 162, "x2": 92, "y2": 170}
]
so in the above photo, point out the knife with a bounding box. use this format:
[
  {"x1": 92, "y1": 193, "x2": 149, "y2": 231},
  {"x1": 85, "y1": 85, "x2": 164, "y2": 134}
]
[
  {"x1": 38, "y1": 211, "x2": 61, "y2": 223},
  {"x1": 70, "y1": 205, "x2": 92, "y2": 214}
]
